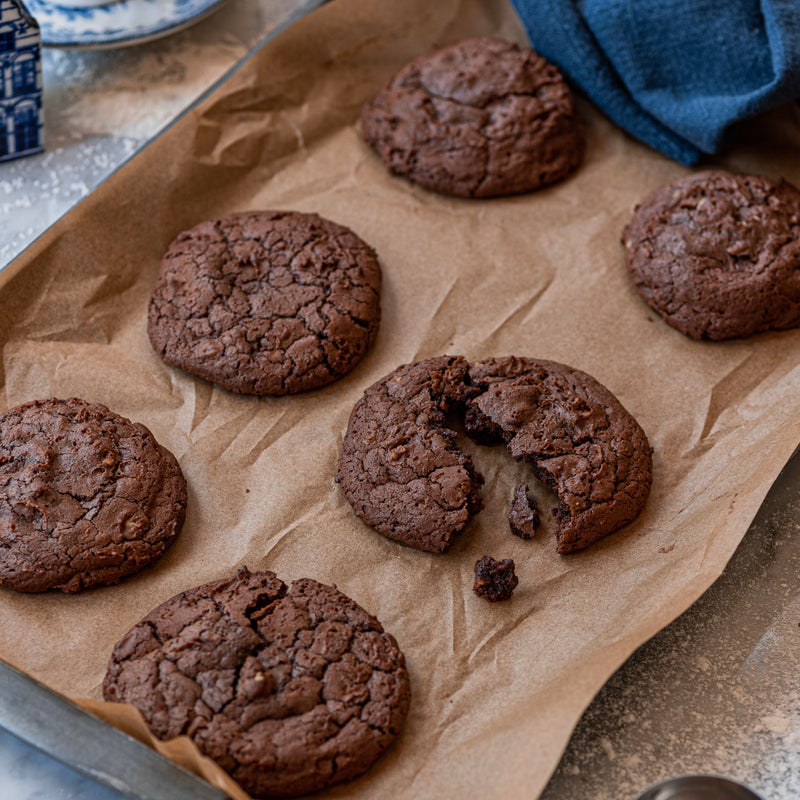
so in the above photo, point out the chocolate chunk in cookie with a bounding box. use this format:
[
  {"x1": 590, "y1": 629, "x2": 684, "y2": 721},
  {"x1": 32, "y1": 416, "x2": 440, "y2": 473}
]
[
  {"x1": 0, "y1": 398, "x2": 186, "y2": 593},
  {"x1": 465, "y1": 357, "x2": 652, "y2": 554},
  {"x1": 508, "y1": 482, "x2": 539, "y2": 540},
  {"x1": 148, "y1": 211, "x2": 381, "y2": 395},
  {"x1": 103, "y1": 568, "x2": 410, "y2": 798},
  {"x1": 336, "y1": 356, "x2": 484, "y2": 554},
  {"x1": 473, "y1": 556, "x2": 518, "y2": 602},
  {"x1": 623, "y1": 170, "x2": 800, "y2": 340},
  {"x1": 361, "y1": 37, "x2": 585, "y2": 198}
]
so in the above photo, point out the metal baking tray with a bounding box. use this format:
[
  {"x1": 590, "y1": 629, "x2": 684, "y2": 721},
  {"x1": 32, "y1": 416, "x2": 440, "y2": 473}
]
[{"x1": 0, "y1": 1, "x2": 798, "y2": 797}]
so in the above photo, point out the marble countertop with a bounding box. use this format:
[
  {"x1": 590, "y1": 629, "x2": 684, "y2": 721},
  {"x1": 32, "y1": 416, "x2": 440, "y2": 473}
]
[
  {"x1": 2, "y1": 0, "x2": 303, "y2": 266},
  {"x1": 1, "y1": 2, "x2": 799, "y2": 798}
]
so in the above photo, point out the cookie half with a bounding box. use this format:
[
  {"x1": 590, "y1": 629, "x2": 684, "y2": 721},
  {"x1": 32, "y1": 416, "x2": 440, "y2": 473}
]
[
  {"x1": 337, "y1": 356, "x2": 651, "y2": 554},
  {"x1": 465, "y1": 357, "x2": 652, "y2": 554},
  {"x1": 336, "y1": 356, "x2": 484, "y2": 554},
  {"x1": 103, "y1": 568, "x2": 411, "y2": 798},
  {"x1": 148, "y1": 211, "x2": 382, "y2": 395},
  {"x1": 361, "y1": 36, "x2": 585, "y2": 198},
  {"x1": 623, "y1": 170, "x2": 800, "y2": 340},
  {"x1": 0, "y1": 398, "x2": 186, "y2": 593}
]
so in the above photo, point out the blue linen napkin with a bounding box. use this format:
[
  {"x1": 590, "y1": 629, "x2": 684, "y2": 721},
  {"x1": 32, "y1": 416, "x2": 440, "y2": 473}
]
[{"x1": 510, "y1": 0, "x2": 800, "y2": 165}]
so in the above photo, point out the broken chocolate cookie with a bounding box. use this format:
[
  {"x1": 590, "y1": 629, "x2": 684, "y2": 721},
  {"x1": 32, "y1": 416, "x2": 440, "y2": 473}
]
[
  {"x1": 335, "y1": 356, "x2": 484, "y2": 553},
  {"x1": 466, "y1": 357, "x2": 653, "y2": 554},
  {"x1": 338, "y1": 355, "x2": 652, "y2": 554}
]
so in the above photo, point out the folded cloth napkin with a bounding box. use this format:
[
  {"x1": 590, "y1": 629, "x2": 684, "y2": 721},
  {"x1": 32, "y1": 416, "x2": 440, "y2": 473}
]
[{"x1": 510, "y1": 0, "x2": 800, "y2": 164}]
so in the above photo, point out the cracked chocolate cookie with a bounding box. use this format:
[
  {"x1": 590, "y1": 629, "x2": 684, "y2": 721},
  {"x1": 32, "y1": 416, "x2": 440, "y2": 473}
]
[
  {"x1": 0, "y1": 398, "x2": 186, "y2": 593},
  {"x1": 623, "y1": 170, "x2": 800, "y2": 340},
  {"x1": 361, "y1": 36, "x2": 585, "y2": 198},
  {"x1": 103, "y1": 568, "x2": 411, "y2": 799},
  {"x1": 337, "y1": 356, "x2": 651, "y2": 554},
  {"x1": 148, "y1": 211, "x2": 382, "y2": 395},
  {"x1": 465, "y1": 357, "x2": 652, "y2": 554},
  {"x1": 336, "y1": 356, "x2": 484, "y2": 554}
]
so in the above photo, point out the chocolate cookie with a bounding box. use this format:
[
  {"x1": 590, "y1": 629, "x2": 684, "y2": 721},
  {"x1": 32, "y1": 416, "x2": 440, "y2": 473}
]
[
  {"x1": 623, "y1": 170, "x2": 800, "y2": 340},
  {"x1": 148, "y1": 211, "x2": 381, "y2": 395},
  {"x1": 337, "y1": 356, "x2": 651, "y2": 554},
  {"x1": 335, "y1": 356, "x2": 484, "y2": 554},
  {"x1": 361, "y1": 36, "x2": 585, "y2": 198},
  {"x1": 103, "y1": 568, "x2": 410, "y2": 798},
  {"x1": 0, "y1": 398, "x2": 186, "y2": 593},
  {"x1": 465, "y1": 357, "x2": 652, "y2": 554}
]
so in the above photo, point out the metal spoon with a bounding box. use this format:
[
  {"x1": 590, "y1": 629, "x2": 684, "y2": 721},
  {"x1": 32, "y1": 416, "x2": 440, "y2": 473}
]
[{"x1": 633, "y1": 775, "x2": 764, "y2": 800}]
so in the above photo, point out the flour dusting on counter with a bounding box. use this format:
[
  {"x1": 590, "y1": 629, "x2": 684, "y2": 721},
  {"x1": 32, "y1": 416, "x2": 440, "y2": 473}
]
[
  {"x1": 542, "y1": 463, "x2": 800, "y2": 800},
  {"x1": 58, "y1": 41, "x2": 247, "y2": 139}
]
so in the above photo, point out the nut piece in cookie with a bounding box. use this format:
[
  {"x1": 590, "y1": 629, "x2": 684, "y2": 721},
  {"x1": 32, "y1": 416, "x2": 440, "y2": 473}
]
[
  {"x1": 508, "y1": 482, "x2": 539, "y2": 539},
  {"x1": 361, "y1": 36, "x2": 584, "y2": 198},
  {"x1": 336, "y1": 356, "x2": 484, "y2": 553},
  {"x1": 473, "y1": 556, "x2": 518, "y2": 601},
  {"x1": 148, "y1": 211, "x2": 382, "y2": 395},
  {"x1": 623, "y1": 170, "x2": 800, "y2": 340},
  {"x1": 103, "y1": 568, "x2": 411, "y2": 799},
  {"x1": 0, "y1": 398, "x2": 186, "y2": 593},
  {"x1": 465, "y1": 357, "x2": 652, "y2": 554}
]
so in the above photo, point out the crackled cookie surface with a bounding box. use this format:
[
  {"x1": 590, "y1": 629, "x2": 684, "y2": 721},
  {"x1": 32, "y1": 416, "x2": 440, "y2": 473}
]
[
  {"x1": 623, "y1": 170, "x2": 800, "y2": 340},
  {"x1": 465, "y1": 357, "x2": 652, "y2": 554},
  {"x1": 336, "y1": 356, "x2": 483, "y2": 553},
  {"x1": 361, "y1": 36, "x2": 584, "y2": 198},
  {"x1": 103, "y1": 568, "x2": 410, "y2": 799},
  {"x1": 338, "y1": 356, "x2": 651, "y2": 554},
  {"x1": 148, "y1": 211, "x2": 381, "y2": 395},
  {"x1": 0, "y1": 398, "x2": 186, "y2": 593}
]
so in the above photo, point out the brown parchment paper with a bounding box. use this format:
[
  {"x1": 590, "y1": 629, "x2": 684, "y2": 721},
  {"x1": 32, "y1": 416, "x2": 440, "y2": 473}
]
[{"x1": 2, "y1": 1, "x2": 800, "y2": 798}]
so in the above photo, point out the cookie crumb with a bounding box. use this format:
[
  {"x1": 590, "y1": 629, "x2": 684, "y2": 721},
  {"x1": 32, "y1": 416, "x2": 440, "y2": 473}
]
[
  {"x1": 473, "y1": 556, "x2": 518, "y2": 602},
  {"x1": 508, "y1": 482, "x2": 539, "y2": 539}
]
